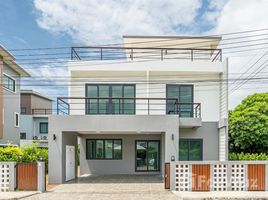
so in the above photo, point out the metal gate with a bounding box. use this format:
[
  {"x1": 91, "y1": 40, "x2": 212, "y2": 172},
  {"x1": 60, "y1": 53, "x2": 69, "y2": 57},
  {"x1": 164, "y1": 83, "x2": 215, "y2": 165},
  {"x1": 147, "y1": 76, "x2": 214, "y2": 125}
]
[
  {"x1": 192, "y1": 164, "x2": 210, "y2": 191},
  {"x1": 165, "y1": 163, "x2": 170, "y2": 189},
  {"x1": 248, "y1": 164, "x2": 265, "y2": 191},
  {"x1": 17, "y1": 163, "x2": 38, "y2": 190}
]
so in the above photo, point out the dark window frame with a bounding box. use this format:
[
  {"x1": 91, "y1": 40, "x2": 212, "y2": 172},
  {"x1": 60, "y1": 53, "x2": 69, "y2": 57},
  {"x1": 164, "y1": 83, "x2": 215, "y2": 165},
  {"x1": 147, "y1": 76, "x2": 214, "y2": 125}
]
[
  {"x1": 39, "y1": 122, "x2": 48, "y2": 134},
  {"x1": 166, "y1": 84, "x2": 194, "y2": 116},
  {"x1": 85, "y1": 84, "x2": 136, "y2": 115},
  {"x1": 135, "y1": 140, "x2": 160, "y2": 172},
  {"x1": 86, "y1": 139, "x2": 123, "y2": 160},
  {"x1": 20, "y1": 132, "x2": 26, "y2": 140},
  {"x1": 3, "y1": 74, "x2": 16, "y2": 92},
  {"x1": 179, "y1": 138, "x2": 203, "y2": 161}
]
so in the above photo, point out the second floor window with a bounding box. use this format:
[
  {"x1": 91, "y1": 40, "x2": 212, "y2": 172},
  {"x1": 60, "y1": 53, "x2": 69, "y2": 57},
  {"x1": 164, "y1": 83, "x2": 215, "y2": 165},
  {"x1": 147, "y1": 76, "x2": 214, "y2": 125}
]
[
  {"x1": 40, "y1": 122, "x2": 48, "y2": 134},
  {"x1": 166, "y1": 85, "x2": 193, "y2": 117},
  {"x1": 21, "y1": 107, "x2": 27, "y2": 114},
  {"x1": 86, "y1": 84, "x2": 135, "y2": 114},
  {"x1": 3, "y1": 74, "x2": 15, "y2": 92}
]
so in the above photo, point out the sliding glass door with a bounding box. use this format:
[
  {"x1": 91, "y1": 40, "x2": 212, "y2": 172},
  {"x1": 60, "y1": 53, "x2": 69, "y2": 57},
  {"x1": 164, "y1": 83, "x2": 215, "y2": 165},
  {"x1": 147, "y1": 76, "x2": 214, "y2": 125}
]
[{"x1": 135, "y1": 140, "x2": 160, "y2": 171}]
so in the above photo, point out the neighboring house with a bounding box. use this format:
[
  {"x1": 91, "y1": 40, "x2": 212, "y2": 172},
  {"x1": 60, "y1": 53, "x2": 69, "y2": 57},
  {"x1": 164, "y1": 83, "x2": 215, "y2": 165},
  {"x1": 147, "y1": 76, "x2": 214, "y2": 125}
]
[
  {"x1": 20, "y1": 90, "x2": 53, "y2": 147},
  {"x1": 0, "y1": 45, "x2": 30, "y2": 146},
  {"x1": 49, "y1": 36, "x2": 228, "y2": 184}
]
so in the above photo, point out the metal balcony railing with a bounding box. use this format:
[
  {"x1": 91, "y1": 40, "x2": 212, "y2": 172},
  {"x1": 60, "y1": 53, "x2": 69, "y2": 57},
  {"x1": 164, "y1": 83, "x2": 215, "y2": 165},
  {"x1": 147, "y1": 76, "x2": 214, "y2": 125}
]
[
  {"x1": 70, "y1": 46, "x2": 222, "y2": 62},
  {"x1": 31, "y1": 109, "x2": 55, "y2": 115},
  {"x1": 57, "y1": 97, "x2": 201, "y2": 118}
]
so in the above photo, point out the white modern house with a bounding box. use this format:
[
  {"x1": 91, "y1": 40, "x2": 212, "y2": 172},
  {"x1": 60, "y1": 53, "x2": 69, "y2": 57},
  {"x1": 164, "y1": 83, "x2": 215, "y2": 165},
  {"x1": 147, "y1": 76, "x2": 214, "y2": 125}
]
[
  {"x1": 0, "y1": 45, "x2": 30, "y2": 146},
  {"x1": 20, "y1": 90, "x2": 53, "y2": 147},
  {"x1": 48, "y1": 36, "x2": 228, "y2": 184}
]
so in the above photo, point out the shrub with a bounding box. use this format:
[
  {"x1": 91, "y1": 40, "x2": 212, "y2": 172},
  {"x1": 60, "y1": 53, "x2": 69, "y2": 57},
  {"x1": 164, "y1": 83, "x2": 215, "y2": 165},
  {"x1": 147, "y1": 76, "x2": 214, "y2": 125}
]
[
  {"x1": 0, "y1": 145, "x2": 48, "y2": 172},
  {"x1": 229, "y1": 152, "x2": 268, "y2": 160}
]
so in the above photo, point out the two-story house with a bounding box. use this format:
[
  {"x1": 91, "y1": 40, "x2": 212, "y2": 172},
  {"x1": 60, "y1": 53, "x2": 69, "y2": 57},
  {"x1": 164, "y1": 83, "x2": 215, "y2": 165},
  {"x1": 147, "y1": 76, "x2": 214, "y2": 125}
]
[
  {"x1": 20, "y1": 89, "x2": 53, "y2": 147},
  {"x1": 48, "y1": 36, "x2": 228, "y2": 184},
  {"x1": 0, "y1": 45, "x2": 30, "y2": 146}
]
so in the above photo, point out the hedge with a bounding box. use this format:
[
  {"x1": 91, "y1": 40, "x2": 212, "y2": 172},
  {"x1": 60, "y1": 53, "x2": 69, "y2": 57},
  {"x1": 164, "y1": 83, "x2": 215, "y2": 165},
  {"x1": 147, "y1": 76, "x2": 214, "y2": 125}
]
[
  {"x1": 0, "y1": 145, "x2": 48, "y2": 172},
  {"x1": 229, "y1": 152, "x2": 268, "y2": 160}
]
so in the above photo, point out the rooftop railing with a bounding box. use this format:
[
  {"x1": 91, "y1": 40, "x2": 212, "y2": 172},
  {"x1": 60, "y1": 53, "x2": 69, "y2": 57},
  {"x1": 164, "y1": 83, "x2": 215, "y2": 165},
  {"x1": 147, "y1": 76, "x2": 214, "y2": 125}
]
[
  {"x1": 57, "y1": 97, "x2": 201, "y2": 118},
  {"x1": 70, "y1": 46, "x2": 222, "y2": 62}
]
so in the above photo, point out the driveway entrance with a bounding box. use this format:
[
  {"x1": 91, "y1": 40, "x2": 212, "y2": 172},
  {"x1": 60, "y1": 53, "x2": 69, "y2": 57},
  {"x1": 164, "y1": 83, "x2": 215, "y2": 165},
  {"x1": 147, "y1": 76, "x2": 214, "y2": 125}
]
[{"x1": 25, "y1": 175, "x2": 178, "y2": 200}]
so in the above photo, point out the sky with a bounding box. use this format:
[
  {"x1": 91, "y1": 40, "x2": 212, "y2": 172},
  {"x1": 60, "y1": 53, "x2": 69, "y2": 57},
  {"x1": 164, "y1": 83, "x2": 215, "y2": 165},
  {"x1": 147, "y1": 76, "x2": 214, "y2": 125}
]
[{"x1": 0, "y1": 0, "x2": 268, "y2": 109}]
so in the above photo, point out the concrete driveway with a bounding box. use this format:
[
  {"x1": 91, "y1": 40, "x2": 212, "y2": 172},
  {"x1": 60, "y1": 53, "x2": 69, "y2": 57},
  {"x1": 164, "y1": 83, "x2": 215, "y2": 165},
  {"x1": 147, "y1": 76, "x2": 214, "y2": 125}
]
[{"x1": 25, "y1": 175, "x2": 178, "y2": 200}]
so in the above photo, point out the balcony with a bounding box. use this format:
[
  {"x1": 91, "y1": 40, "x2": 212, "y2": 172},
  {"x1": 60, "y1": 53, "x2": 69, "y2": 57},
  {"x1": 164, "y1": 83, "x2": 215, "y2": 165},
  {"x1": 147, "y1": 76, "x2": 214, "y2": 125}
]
[
  {"x1": 31, "y1": 109, "x2": 55, "y2": 115},
  {"x1": 57, "y1": 97, "x2": 201, "y2": 118},
  {"x1": 70, "y1": 46, "x2": 222, "y2": 62}
]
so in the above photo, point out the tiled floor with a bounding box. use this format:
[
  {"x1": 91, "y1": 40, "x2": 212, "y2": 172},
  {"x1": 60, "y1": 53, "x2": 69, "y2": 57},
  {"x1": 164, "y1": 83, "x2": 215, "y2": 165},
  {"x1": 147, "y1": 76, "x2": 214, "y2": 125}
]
[{"x1": 25, "y1": 175, "x2": 179, "y2": 200}]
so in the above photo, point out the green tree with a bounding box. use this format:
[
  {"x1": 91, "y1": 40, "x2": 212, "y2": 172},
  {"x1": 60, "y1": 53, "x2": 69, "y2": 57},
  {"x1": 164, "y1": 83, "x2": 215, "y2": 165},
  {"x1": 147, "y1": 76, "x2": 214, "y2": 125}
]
[{"x1": 229, "y1": 93, "x2": 268, "y2": 153}]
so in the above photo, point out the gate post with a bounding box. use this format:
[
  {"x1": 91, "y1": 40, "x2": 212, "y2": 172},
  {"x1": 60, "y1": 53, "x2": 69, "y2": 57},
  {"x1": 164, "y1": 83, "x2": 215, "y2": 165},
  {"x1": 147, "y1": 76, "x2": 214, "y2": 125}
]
[
  {"x1": 170, "y1": 161, "x2": 176, "y2": 191},
  {"x1": 9, "y1": 162, "x2": 16, "y2": 191},
  {"x1": 37, "y1": 162, "x2": 46, "y2": 192}
]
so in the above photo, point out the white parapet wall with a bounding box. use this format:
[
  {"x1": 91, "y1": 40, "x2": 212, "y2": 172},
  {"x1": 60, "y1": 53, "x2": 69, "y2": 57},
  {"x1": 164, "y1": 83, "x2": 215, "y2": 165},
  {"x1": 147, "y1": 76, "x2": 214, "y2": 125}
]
[{"x1": 170, "y1": 161, "x2": 268, "y2": 192}]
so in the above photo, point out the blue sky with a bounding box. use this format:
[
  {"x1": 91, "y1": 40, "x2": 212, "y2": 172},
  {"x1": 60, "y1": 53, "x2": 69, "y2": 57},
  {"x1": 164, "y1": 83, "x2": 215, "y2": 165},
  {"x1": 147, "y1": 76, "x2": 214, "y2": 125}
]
[{"x1": 0, "y1": 0, "x2": 267, "y2": 109}]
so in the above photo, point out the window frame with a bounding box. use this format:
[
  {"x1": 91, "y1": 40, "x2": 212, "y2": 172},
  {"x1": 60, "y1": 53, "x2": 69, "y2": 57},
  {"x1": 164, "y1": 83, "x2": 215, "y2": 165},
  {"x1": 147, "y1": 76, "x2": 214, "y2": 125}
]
[
  {"x1": 179, "y1": 139, "x2": 203, "y2": 161},
  {"x1": 20, "y1": 132, "x2": 26, "y2": 140},
  {"x1": 86, "y1": 139, "x2": 123, "y2": 160},
  {"x1": 14, "y1": 112, "x2": 19, "y2": 127},
  {"x1": 21, "y1": 107, "x2": 27, "y2": 114},
  {"x1": 166, "y1": 84, "x2": 194, "y2": 116},
  {"x1": 3, "y1": 73, "x2": 16, "y2": 93},
  {"x1": 39, "y1": 122, "x2": 48, "y2": 134},
  {"x1": 85, "y1": 84, "x2": 136, "y2": 115}
]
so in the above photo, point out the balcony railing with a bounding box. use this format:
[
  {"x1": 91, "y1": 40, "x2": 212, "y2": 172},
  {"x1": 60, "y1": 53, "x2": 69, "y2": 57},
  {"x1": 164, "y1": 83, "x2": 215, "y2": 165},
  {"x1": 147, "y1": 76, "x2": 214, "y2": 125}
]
[
  {"x1": 57, "y1": 97, "x2": 201, "y2": 118},
  {"x1": 31, "y1": 109, "x2": 55, "y2": 115},
  {"x1": 70, "y1": 46, "x2": 222, "y2": 62}
]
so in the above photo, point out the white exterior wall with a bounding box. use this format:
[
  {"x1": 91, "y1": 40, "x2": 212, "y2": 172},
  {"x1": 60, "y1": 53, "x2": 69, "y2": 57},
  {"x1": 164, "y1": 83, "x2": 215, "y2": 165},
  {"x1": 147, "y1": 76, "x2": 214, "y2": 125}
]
[{"x1": 68, "y1": 59, "x2": 226, "y2": 122}]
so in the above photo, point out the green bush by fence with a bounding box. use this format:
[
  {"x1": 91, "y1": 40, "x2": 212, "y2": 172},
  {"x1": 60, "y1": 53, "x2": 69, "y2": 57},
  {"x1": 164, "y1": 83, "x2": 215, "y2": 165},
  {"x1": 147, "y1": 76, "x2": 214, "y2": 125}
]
[
  {"x1": 229, "y1": 152, "x2": 268, "y2": 160},
  {"x1": 0, "y1": 145, "x2": 48, "y2": 172}
]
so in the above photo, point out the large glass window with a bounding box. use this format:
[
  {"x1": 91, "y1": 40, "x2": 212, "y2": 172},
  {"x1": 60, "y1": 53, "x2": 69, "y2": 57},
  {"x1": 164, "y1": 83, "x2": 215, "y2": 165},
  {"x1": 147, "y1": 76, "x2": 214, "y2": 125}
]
[
  {"x1": 179, "y1": 139, "x2": 202, "y2": 161},
  {"x1": 86, "y1": 84, "x2": 135, "y2": 114},
  {"x1": 166, "y1": 85, "x2": 193, "y2": 117},
  {"x1": 86, "y1": 139, "x2": 122, "y2": 160},
  {"x1": 3, "y1": 74, "x2": 15, "y2": 92}
]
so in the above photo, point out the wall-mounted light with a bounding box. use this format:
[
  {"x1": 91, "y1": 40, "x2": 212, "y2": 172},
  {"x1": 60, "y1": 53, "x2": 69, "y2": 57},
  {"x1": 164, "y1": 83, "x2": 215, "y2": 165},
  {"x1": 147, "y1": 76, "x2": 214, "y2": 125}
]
[
  {"x1": 53, "y1": 134, "x2": 56, "y2": 140},
  {"x1": 171, "y1": 155, "x2": 175, "y2": 162},
  {"x1": 171, "y1": 133, "x2": 174, "y2": 141}
]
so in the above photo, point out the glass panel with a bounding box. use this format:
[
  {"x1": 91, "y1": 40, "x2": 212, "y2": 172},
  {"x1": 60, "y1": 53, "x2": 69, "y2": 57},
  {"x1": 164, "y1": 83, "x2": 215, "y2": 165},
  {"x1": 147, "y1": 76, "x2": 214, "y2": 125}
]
[
  {"x1": 136, "y1": 141, "x2": 147, "y2": 171},
  {"x1": 40, "y1": 123, "x2": 48, "y2": 133},
  {"x1": 113, "y1": 140, "x2": 122, "y2": 159},
  {"x1": 99, "y1": 85, "x2": 109, "y2": 114},
  {"x1": 123, "y1": 99, "x2": 135, "y2": 114},
  {"x1": 87, "y1": 140, "x2": 95, "y2": 159},
  {"x1": 105, "y1": 140, "x2": 113, "y2": 159},
  {"x1": 167, "y1": 85, "x2": 179, "y2": 114},
  {"x1": 86, "y1": 86, "x2": 98, "y2": 114},
  {"x1": 111, "y1": 85, "x2": 122, "y2": 114},
  {"x1": 179, "y1": 86, "x2": 193, "y2": 117},
  {"x1": 189, "y1": 140, "x2": 202, "y2": 161},
  {"x1": 148, "y1": 142, "x2": 159, "y2": 171},
  {"x1": 96, "y1": 140, "x2": 104, "y2": 159},
  {"x1": 179, "y1": 140, "x2": 189, "y2": 161},
  {"x1": 124, "y1": 86, "x2": 134, "y2": 97}
]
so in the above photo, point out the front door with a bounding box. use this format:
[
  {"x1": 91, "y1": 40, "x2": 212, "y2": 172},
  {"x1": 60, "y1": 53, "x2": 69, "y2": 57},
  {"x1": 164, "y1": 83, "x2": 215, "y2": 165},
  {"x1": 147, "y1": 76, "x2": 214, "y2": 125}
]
[
  {"x1": 135, "y1": 140, "x2": 160, "y2": 172},
  {"x1": 66, "y1": 145, "x2": 75, "y2": 181}
]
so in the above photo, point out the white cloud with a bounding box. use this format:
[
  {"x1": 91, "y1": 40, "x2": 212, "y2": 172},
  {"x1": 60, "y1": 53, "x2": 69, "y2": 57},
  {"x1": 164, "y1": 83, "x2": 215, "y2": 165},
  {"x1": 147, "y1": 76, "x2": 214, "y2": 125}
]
[
  {"x1": 33, "y1": 0, "x2": 202, "y2": 44},
  {"x1": 206, "y1": 0, "x2": 268, "y2": 109}
]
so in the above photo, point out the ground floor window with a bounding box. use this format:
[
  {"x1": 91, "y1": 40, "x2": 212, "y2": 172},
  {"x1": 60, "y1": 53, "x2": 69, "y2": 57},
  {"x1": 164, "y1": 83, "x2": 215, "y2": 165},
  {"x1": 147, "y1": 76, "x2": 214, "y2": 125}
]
[
  {"x1": 179, "y1": 139, "x2": 202, "y2": 161},
  {"x1": 86, "y1": 139, "x2": 122, "y2": 160},
  {"x1": 20, "y1": 132, "x2": 26, "y2": 140}
]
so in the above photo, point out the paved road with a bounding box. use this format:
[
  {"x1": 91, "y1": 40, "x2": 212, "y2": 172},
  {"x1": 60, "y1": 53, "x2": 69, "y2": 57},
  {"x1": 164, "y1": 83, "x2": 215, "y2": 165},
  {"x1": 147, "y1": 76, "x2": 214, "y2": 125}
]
[{"x1": 25, "y1": 175, "x2": 179, "y2": 200}]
